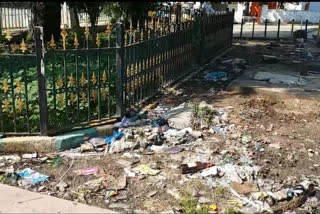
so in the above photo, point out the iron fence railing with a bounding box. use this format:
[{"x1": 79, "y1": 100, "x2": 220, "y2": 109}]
[
  {"x1": 0, "y1": 11, "x2": 234, "y2": 136},
  {"x1": 233, "y1": 18, "x2": 319, "y2": 40}
]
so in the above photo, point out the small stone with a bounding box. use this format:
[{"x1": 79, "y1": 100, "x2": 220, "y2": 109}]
[
  {"x1": 167, "y1": 103, "x2": 192, "y2": 130},
  {"x1": 147, "y1": 190, "x2": 157, "y2": 197},
  {"x1": 63, "y1": 192, "x2": 72, "y2": 200},
  {"x1": 109, "y1": 203, "x2": 129, "y2": 210},
  {"x1": 230, "y1": 182, "x2": 259, "y2": 194},
  {"x1": 56, "y1": 181, "x2": 68, "y2": 192},
  {"x1": 88, "y1": 137, "x2": 106, "y2": 147},
  {"x1": 199, "y1": 196, "x2": 211, "y2": 204},
  {"x1": 191, "y1": 131, "x2": 203, "y2": 138},
  {"x1": 125, "y1": 131, "x2": 134, "y2": 140},
  {"x1": 269, "y1": 143, "x2": 281, "y2": 150},
  {"x1": 109, "y1": 139, "x2": 138, "y2": 154},
  {"x1": 37, "y1": 186, "x2": 46, "y2": 192},
  {"x1": 167, "y1": 189, "x2": 181, "y2": 200},
  {"x1": 117, "y1": 159, "x2": 133, "y2": 168},
  {"x1": 80, "y1": 143, "x2": 94, "y2": 152},
  {"x1": 308, "y1": 149, "x2": 315, "y2": 157},
  {"x1": 266, "y1": 124, "x2": 274, "y2": 132},
  {"x1": 242, "y1": 134, "x2": 252, "y2": 144}
]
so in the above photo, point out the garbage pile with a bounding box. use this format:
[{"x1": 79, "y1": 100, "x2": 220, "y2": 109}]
[{"x1": 0, "y1": 51, "x2": 320, "y2": 214}]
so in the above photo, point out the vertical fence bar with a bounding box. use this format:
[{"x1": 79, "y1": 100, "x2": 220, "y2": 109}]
[
  {"x1": 240, "y1": 18, "x2": 243, "y2": 38},
  {"x1": 23, "y1": 55, "x2": 30, "y2": 133},
  {"x1": 0, "y1": 8, "x2": 2, "y2": 35},
  {"x1": 116, "y1": 23, "x2": 124, "y2": 117},
  {"x1": 277, "y1": 19, "x2": 280, "y2": 39},
  {"x1": 264, "y1": 19, "x2": 267, "y2": 38},
  {"x1": 35, "y1": 27, "x2": 48, "y2": 135},
  {"x1": 63, "y1": 52, "x2": 68, "y2": 122},
  {"x1": 291, "y1": 19, "x2": 295, "y2": 38},
  {"x1": 305, "y1": 19, "x2": 308, "y2": 38},
  {"x1": 86, "y1": 34, "x2": 90, "y2": 122},
  {"x1": 8, "y1": 57, "x2": 17, "y2": 132},
  {"x1": 75, "y1": 51, "x2": 80, "y2": 122},
  {"x1": 251, "y1": 17, "x2": 255, "y2": 39},
  {"x1": 107, "y1": 32, "x2": 111, "y2": 118},
  {"x1": 97, "y1": 45, "x2": 101, "y2": 120},
  {"x1": 317, "y1": 20, "x2": 320, "y2": 40}
]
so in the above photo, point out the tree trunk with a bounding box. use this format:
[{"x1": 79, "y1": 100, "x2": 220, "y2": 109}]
[
  {"x1": 43, "y1": 2, "x2": 61, "y2": 42},
  {"x1": 70, "y1": 7, "x2": 80, "y2": 29},
  {"x1": 31, "y1": 2, "x2": 61, "y2": 42},
  {"x1": 89, "y1": 13, "x2": 97, "y2": 36},
  {"x1": 30, "y1": 2, "x2": 45, "y2": 38}
]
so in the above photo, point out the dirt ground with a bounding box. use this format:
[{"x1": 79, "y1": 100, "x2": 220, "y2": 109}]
[{"x1": 1, "y1": 39, "x2": 320, "y2": 214}]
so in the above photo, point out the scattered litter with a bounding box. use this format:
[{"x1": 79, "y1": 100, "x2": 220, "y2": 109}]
[
  {"x1": 242, "y1": 133, "x2": 252, "y2": 144},
  {"x1": 74, "y1": 167, "x2": 99, "y2": 176},
  {"x1": 201, "y1": 166, "x2": 219, "y2": 177},
  {"x1": 22, "y1": 153, "x2": 37, "y2": 159},
  {"x1": 105, "y1": 131, "x2": 124, "y2": 146},
  {"x1": 106, "y1": 190, "x2": 117, "y2": 198},
  {"x1": 204, "y1": 72, "x2": 227, "y2": 81},
  {"x1": 17, "y1": 168, "x2": 48, "y2": 184},
  {"x1": 181, "y1": 162, "x2": 214, "y2": 174},
  {"x1": 255, "y1": 143, "x2": 264, "y2": 152},
  {"x1": 147, "y1": 190, "x2": 157, "y2": 197},
  {"x1": 230, "y1": 182, "x2": 259, "y2": 195},
  {"x1": 134, "y1": 164, "x2": 161, "y2": 176}
]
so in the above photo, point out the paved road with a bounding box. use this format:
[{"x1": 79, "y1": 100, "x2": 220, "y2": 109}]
[
  {"x1": 233, "y1": 23, "x2": 318, "y2": 39},
  {"x1": 0, "y1": 184, "x2": 117, "y2": 213}
]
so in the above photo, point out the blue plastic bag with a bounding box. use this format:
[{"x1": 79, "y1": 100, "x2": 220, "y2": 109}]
[
  {"x1": 204, "y1": 72, "x2": 227, "y2": 81},
  {"x1": 17, "y1": 168, "x2": 49, "y2": 184},
  {"x1": 105, "y1": 131, "x2": 124, "y2": 146}
]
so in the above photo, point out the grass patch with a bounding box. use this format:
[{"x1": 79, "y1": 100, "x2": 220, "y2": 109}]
[{"x1": 179, "y1": 196, "x2": 209, "y2": 214}]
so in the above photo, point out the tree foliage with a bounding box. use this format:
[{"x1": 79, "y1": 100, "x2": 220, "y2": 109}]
[
  {"x1": 67, "y1": 2, "x2": 104, "y2": 34},
  {"x1": 103, "y1": 2, "x2": 158, "y2": 28}
]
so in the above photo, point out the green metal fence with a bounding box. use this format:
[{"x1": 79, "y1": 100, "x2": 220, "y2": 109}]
[{"x1": 0, "y1": 11, "x2": 234, "y2": 136}]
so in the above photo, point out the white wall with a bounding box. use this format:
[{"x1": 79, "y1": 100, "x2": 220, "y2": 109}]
[
  {"x1": 284, "y1": 3, "x2": 302, "y2": 11},
  {"x1": 227, "y1": 3, "x2": 245, "y2": 23},
  {"x1": 309, "y1": 2, "x2": 320, "y2": 12},
  {"x1": 261, "y1": 5, "x2": 320, "y2": 23}
]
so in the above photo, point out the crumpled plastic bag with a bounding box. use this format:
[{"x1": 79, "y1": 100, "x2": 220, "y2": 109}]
[{"x1": 17, "y1": 168, "x2": 48, "y2": 184}]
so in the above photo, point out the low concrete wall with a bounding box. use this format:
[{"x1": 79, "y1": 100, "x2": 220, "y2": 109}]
[
  {"x1": 261, "y1": 5, "x2": 320, "y2": 23},
  {"x1": 0, "y1": 124, "x2": 115, "y2": 153}
]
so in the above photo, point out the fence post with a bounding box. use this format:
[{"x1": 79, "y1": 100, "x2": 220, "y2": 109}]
[
  {"x1": 0, "y1": 8, "x2": 2, "y2": 35},
  {"x1": 291, "y1": 19, "x2": 295, "y2": 38},
  {"x1": 251, "y1": 17, "x2": 255, "y2": 39},
  {"x1": 34, "y1": 27, "x2": 48, "y2": 135},
  {"x1": 305, "y1": 19, "x2": 308, "y2": 38},
  {"x1": 317, "y1": 20, "x2": 320, "y2": 40},
  {"x1": 240, "y1": 18, "x2": 243, "y2": 38},
  {"x1": 277, "y1": 19, "x2": 280, "y2": 39},
  {"x1": 116, "y1": 23, "x2": 125, "y2": 117},
  {"x1": 264, "y1": 19, "x2": 268, "y2": 38},
  {"x1": 230, "y1": 10, "x2": 235, "y2": 47}
]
